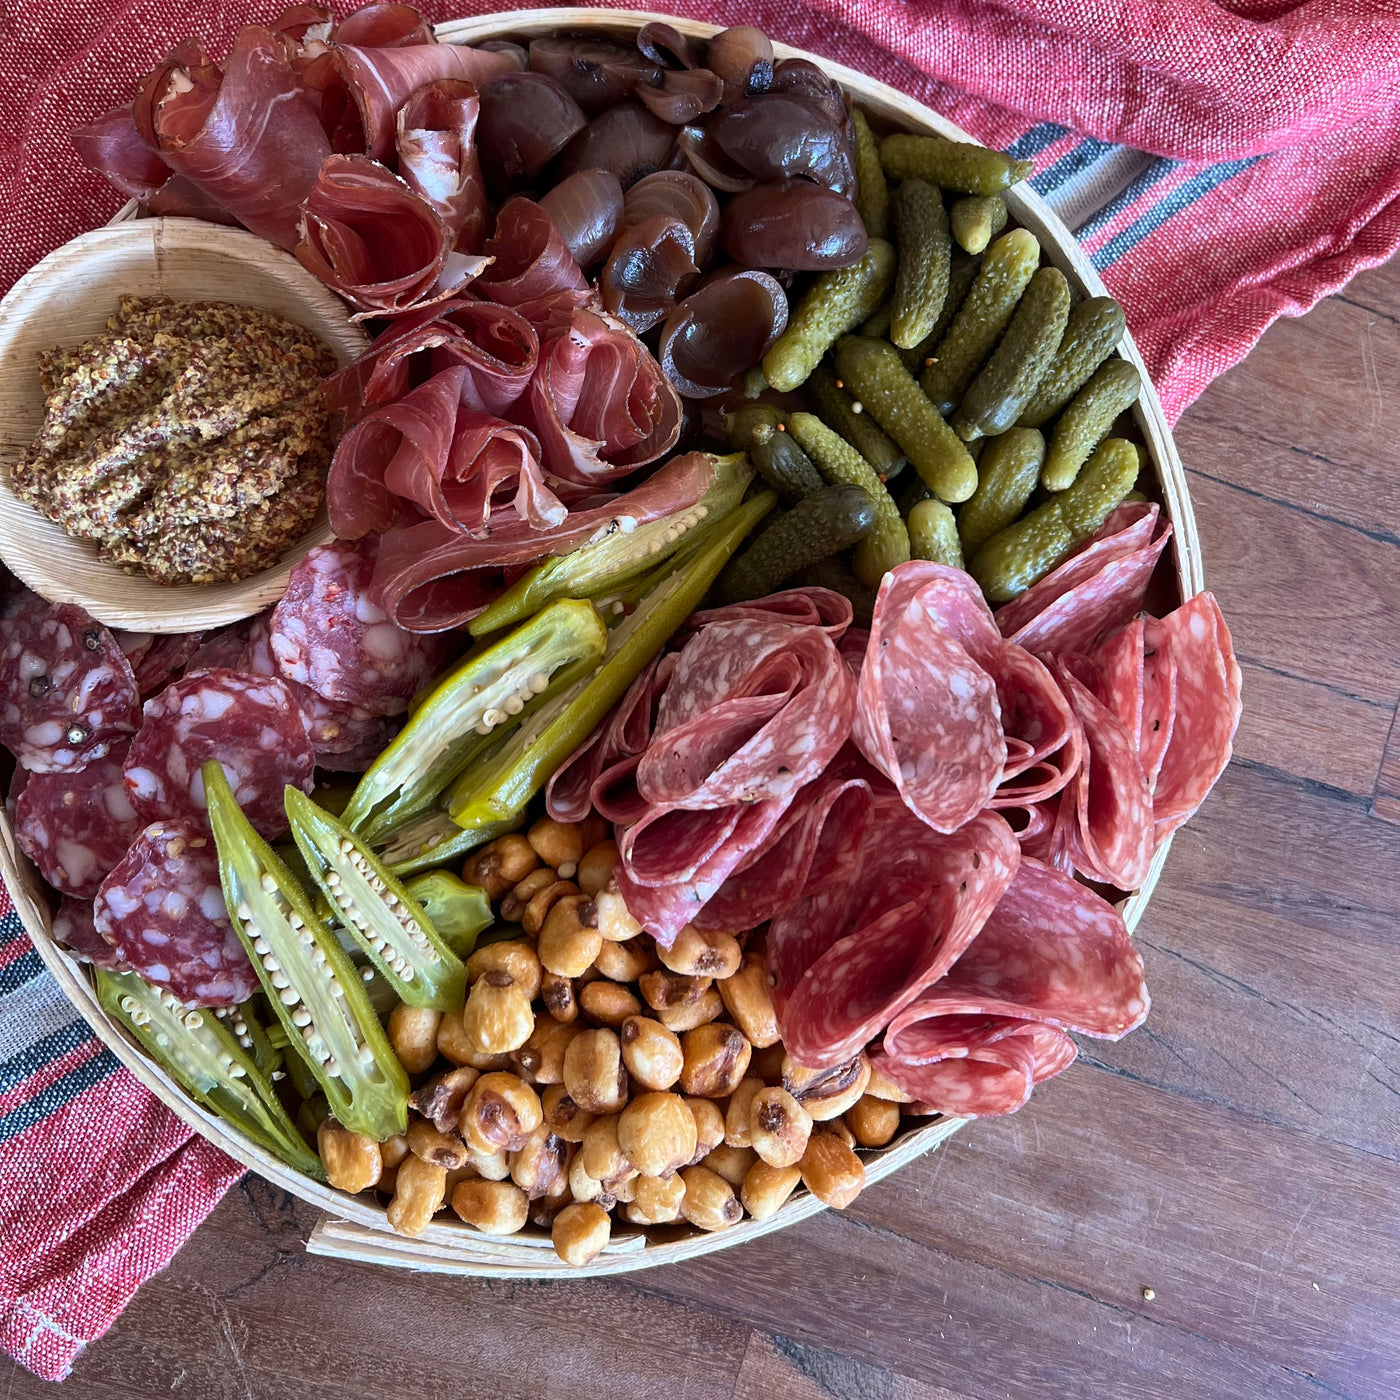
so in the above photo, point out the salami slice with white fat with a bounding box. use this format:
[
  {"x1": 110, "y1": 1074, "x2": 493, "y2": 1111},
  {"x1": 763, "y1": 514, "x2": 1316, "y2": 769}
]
[
  {"x1": 0, "y1": 603, "x2": 140, "y2": 773},
  {"x1": 128, "y1": 631, "x2": 208, "y2": 696},
  {"x1": 1090, "y1": 618, "x2": 1145, "y2": 748},
  {"x1": 1138, "y1": 616, "x2": 1178, "y2": 791},
  {"x1": 185, "y1": 619, "x2": 258, "y2": 674},
  {"x1": 53, "y1": 896, "x2": 128, "y2": 970},
  {"x1": 93, "y1": 818, "x2": 257, "y2": 1007},
  {"x1": 15, "y1": 740, "x2": 144, "y2": 897},
  {"x1": 685, "y1": 586, "x2": 853, "y2": 639},
  {"x1": 123, "y1": 669, "x2": 315, "y2": 840}
]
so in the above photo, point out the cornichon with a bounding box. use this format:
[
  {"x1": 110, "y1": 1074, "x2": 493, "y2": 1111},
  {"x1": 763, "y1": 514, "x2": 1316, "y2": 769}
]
[
  {"x1": 956, "y1": 426, "x2": 1045, "y2": 558},
  {"x1": 97, "y1": 969, "x2": 326, "y2": 1178},
  {"x1": 898, "y1": 471, "x2": 933, "y2": 517},
  {"x1": 879, "y1": 134, "x2": 1033, "y2": 196},
  {"x1": 762, "y1": 239, "x2": 896, "y2": 392},
  {"x1": 809, "y1": 364, "x2": 906, "y2": 480},
  {"x1": 852, "y1": 109, "x2": 889, "y2": 239},
  {"x1": 860, "y1": 300, "x2": 893, "y2": 340},
  {"x1": 890, "y1": 178, "x2": 951, "y2": 350},
  {"x1": 468, "y1": 455, "x2": 753, "y2": 634},
  {"x1": 908, "y1": 498, "x2": 964, "y2": 568},
  {"x1": 287, "y1": 788, "x2": 466, "y2": 1012},
  {"x1": 205, "y1": 761, "x2": 409, "y2": 1142},
  {"x1": 718, "y1": 484, "x2": 876, "y2": 603},
  {"x1": 342, "y1": 599, "x2": 608, "y2": 845},
  {"x1": 446, "y1": 492, "x2": 775, "y2": 830},
  {"x1": 832, "y1": 336, "x2": 979, "y2": 503},
  {"x1": 796, "y1": 557, "x2": 877, "y2": 629},
  {"x1": 786, "y1": 412, "x2": 909, "y2": 588},
  {"x1": 403, "y1": 872, "x2": 493, "y2": 958},
  {"x1": 949, "y1": 194, "x2": 1008, "y2": 255},
  {"x1": 921, "y1": 228, "x2": 1041, "y2": 414},
  {"x1": 970, "y1": 437, "x2": 1139, "y2": 602},
  {"x1": 898, "y1": 248, "x2": 979, "y2": 371},
  {"x1": 953, "y1": 265, "x2": 1072, "y2": 441},
  {"x1": 725, "y1": 405, "x2": 825, "y2": 501},
  {"x1": 1018, "y1": 296, "x2": 1126, "y2": 428},
  {"x1": 1042, "y1": 357, "x2": 1142, "y2": 492}
]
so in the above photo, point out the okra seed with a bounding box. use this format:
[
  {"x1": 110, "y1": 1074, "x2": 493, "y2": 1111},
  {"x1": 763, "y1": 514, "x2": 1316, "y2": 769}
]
[
  {"x1": 331, "y1": 982, "x2": 346, "y2": 999},
  {"x1": 325, "y1": 1059, "x2": 341, "y2": 1078},
  {"x1": 339, "y1": 838, "x2": 355, "y2": 856},
  {"x1": 325, "y1": 872, "x2": 341, "y2": 887},
  {"x1": 263, "y1": 955, "x2": 281, "y2": 973},
  {"x1": 278, "y1": 988, "x2": 300, "y2": 1006},
  {"x1": 236, "y1": 902, "x2": 252, "y2": 921},
  {"x1": 505, "y1": 696, "x2": 524, "y2": 715},
  {"x1": 270, "y1": 971, "x2": 290, "y2": 989},
  {"x1": 253, "y1": 936, "x2": 270, "y2": 955},
  {"x1": 229, "y1": 1064, "x2": 247, "y2": 1079},
  {"x1": 529, "y1": 672, "x2": 549, "y2": 693},
  {"x1": 260, "y1": 873, "x2": 278, "y2": 893},
  {"x1": 361, "y1": 968, "x2": 375, "y2": 981},
  {"x1": 292, "y1": 1007, "x2": 311, "y2": 1027}
]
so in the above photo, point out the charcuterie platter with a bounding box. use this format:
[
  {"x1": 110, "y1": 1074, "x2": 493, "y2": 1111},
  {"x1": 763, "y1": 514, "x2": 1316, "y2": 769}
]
[{"x1": 0, "y1": 6, "x2": 1239, "y2": 1277}]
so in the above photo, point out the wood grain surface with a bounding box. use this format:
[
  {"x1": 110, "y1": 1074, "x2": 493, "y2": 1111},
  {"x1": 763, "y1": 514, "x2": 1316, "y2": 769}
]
[{"x1": 5, "y1": 260, "x2": 1399, "y2": 1400}]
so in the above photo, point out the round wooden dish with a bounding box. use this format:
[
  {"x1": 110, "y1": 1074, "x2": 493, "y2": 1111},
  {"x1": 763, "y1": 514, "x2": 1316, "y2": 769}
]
[
  {"x1": 0, "y1": 218, "x2": 368, "y2": 633},
  {"x1": 9, "y1": 10, "x2": 1204, "y2": 1277}
]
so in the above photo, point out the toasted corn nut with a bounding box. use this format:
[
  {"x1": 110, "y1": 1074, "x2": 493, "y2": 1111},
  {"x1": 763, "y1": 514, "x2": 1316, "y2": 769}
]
[
  {"x1": 462, "y1": 970, "x2": 535, "y2": 1055},
  {"x1": 387, "y1": 1155, "x2": 447, "y2": 1236},
  {"x1": 380, "y1": 1133, "x2": 411, "y2": 1171},
  {"x1": 784, "y1": 1053, "x2": 872, "y2": 1120},
  {"x1": 538, "y1": 894, "x2": 603, "y2": 977},
  {"x1": 531, "y1": 1182, "x2": 574, "y2": 1229},
  {"x1": 563, "y1": 1028, "x2": 629, "y2": 1114},
  {"x1": 452, "y1": 1177, "x2": 529, "y2": 1235},
  {"x1": 387, "y1": 1002, "x2": 444, "y2": 1075},
  {"x1": 719, "y1": 954, "x2": 781, "y2": 1048},
  {"x1": 460, "y1": 1072, "x2": 543, "y2": 1154},
  {"x1": 444, "y1": 1164, "x2": 477, "y2": 1193},
  {"x1": 865, "y1": 1063, "x2": 915, "y2": 1103},
  {"x1": 846, "y1": 1094, "x2": 902, "y2": 1147},
  {"x1": 611, "y1": 1174, "x2": 637, "y2": 1204},
  {"x1": 639, "y1": 969, "x2": 711, "y2": 1012},
  {"x1": 512, "y1": 1018, "x2": 581, "y2": 1085},
  {"x1": 522, "y1": 879, "x2": 581, "y2": 937},
  {"x1": 568, "y1": 1151, "x2": 608, "y2": 1205},
  {"x1": 620, "y1": 1015, "x2": 683, "y2": 1091},
  {"x1": 436, "y1": 1008, "x2": 477, "y2": 1067},
  {"x1": 741, "y1": 1160, "x2": 801, "y2": 1221},
  {"x1": 679, "y1": 1165, "x2": 743, "y2": 1232},
  {"x1": 680, "y1": 1023, "x2": 752, "y2": 1098},
  {"x1": 509, "y1": 1123, "x2": 570, "y2": 1199},
  {"x1": 725, "y1": 1078, "x2": 764, "y2": 1147},
  {"x1": 685, "y1": 1097, "x2": 726, "y2": 1164},
  {"x1": 618, "y1": 1091, "x2": 697, "y2": 1177},
  {"x1": 658, "y1": 925, "x2": 743, "y2": 979},
  {"x1": 704, "y1": 1143, "x2": 757, "y2": 1189},
  {"x1": 749, "y1": 1087, "x2": 813, "y2": 1169},
  {"x1": 466, "y1": 940, "x2": 543, "y2": 1001},
  {"x1": 318, "y1": 1120, "x2": 382, "y2": 1194},
  {"x1": 633, "y1": 1170, "x2": 686, "y2": 1222},
  {"x1": 579, "y1": 980, "x2": 642, "y2": 1028},
  {"x1": 542, "y1": 1083, "x2": 596, "y2": 1143},
  {"x1": 463, "y1": 834, "x2": 540, "y2": 901},
  {"x1": 410, "y1": 1066, "x2": 479, "y2": 1134},
  {"x1": 581, "y1": 1113, "x2": 638, "y2": 1188},
  {"x1": 552, "y1": 1201, "x2": 612, "y2": 1264},
  {"x1": 594, "y1": 937, "x2": 654, "y2": 983},
  {"x1": 595, "y1": 885, "x2": 642, "y2": 941},
  {"x1": 464, "y1": 1049, "x2": 515, "y2": 1071},
  {"x1": 499, "y1": 867, "x2": 558, "y2": 922},
  {"x1": 541, "y1": 970, "x2": 579, "y2": 1023},
  {"x1": 658, "y1": 987, "x2": 724, "y2": 1033},
  {"x1": 576, "y1": 840, "x2": 619, "y2": 897},
  {"x1": 800, "y1": 1131, "x2": 866, "y2": 1209},
  {"x1": 527, "y1": 817, "x2": 585, "y2": 877},
  {"x1": 466, "y1": 1145, "x2": 510, "y2": 1180},
  {"x1": 406, "y1": 1119, "x2": 470, "y2": 1171},
  {"x1": 747, "y1": 1042, "x2": 786, "y2": 1084}
]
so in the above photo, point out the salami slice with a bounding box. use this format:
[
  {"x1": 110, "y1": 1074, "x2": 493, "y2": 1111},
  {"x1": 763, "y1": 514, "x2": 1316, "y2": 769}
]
[
  {"x1": 15, "y1": 740, "x2": 144, "y2": 897},
  {"x1": 52, "y1": 896, "x2": 128, "y2": 970},
  {"x1": 838, "y1": 627, "x2": 868, "y2": 677},
  {"x1": 1090, "y1": 618, "x2": 1146, "y2": 748},
  {"x1": 0, "y1": 603, "x2": 140, "y2": 773},
  {"x1": 185, "y1": 618, "x2": 258, "y2": 674},
  {"x1": 129, "y1": 631, "x2": 208, "y2": 696},
  {"x1": 269, "y1": 538, "x2": 453, "y2": 716},
  {"x1": 685, "y1": 586, "x2": 853, "y2": 640},
  {"x1": 93, "y1": 817, "x2": 258, "y2": 1006},
  {"x1": 123, "y1": 669, "x2": 315, "y2": 840},
  {"x1": 1139, "y1": 616, "x2": 1179, "y2": 791}
]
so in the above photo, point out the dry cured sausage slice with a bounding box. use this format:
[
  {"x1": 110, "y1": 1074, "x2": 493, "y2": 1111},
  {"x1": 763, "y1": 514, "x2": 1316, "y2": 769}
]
[
  {"x1": 128, "y1": 631, "x2": 208, "y2": 697},
  {"x1": 53, "y1": 896, "x2": 128, "y2": 970},
  {"x1": 685, "y1": 586, "x2": 852, "y2": 639},
  {"x1": 1138, "y1": 616, "x2": 1179, "y2": 792}
]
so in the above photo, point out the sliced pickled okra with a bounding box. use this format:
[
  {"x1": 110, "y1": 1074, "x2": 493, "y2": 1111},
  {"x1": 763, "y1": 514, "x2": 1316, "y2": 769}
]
[
  {"x1": 957, "y1": 427, "x2": 1045, "y2": 558},
  {"x1": 718, "y1": 484, "x2": 876, "y2": 603},
  {"x1": 833, "y1": 337, "x2": 979, "y2": 504},
  {"x1": 953, "y1": 266, "x2": 1072, "y2": 441},
  {"x1": 786, "y1": 412, "x2": 909, "y2": 589},
  {"x1": 97, "y1": 968, "x2": 325, "y2": 1179},
  {"x1": 298, "y1": 1094, "x2": 331, "y2": 1142},
  {"x1": 343, "y1": 599, "x2": 608, "y2": 845},
  {"x1": 725, "y1": 405, "x2": 825, "y2": 501},
  {"x1": 468, "y1": 455, "x2": 753, "y2": 635},
  {"x1": 908, "y1": 499, "x2": 964, "y2": 569},
  {"x1": 898, "y1": 248, "x2": 979, "y2": 371},
  {"x1": 382, "y1": 810, "x2": 518, "y2": 878},
  {"x1": 403, "y1": 872, "x2": 493, "y2": 958},
  {"x1": 286, "y1": 788, "x2": 466, "y2": 1012},
  {"x1": 879, "y1": 134, "x2": 1034, "y2": 196},
  {"x1": 762, "y1": 240, "x2": 896, "y2": 393},
  {"x1": 890, "y1": 179, "x2": 951, "y2": 350},
  {"x1": 1018, "y1": 296, "x2": 1126, "y2": 428},
  {"x1": 795, "y1": 557, "x2": 877, "y2": 629},
  {"x1": 808, "y1": 364, "x2": 905, "y2": 480},
  {"x1": 852, "y1": 109, "x2": 890, "y2": 239},
  {"x1": 213, "y1": 999, "x2": 282, "y2": 1080},
  {"x1": 949, "y1": 194, "x2": 1008, "y2": 255},
  {"x1": 447, "y1": 492, "x2": 776, "y2": 831},
  {"x1": 970, "y1": 437, "x2": 1139, "y2": 602},
  {"x1": 921, "y1": 228, "x2": 1041, "y2": 415},
  {"x1": 1042, "y1": 357, "x2": 1142, "y2": 492},
  {"x1": 205, "y1": 762, "x2": 409, "y2": 1142}
]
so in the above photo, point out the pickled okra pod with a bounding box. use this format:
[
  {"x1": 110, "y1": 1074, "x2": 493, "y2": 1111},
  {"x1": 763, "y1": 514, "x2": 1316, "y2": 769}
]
[
  {"x1": 382, "y1": 812, "x2": 520, "y2": 879},
  {"x1": 205, "y1": 762, "x2": 409, "y2": 1142},
  {"x1": 879, "y1": 134, "x2": 1033, "y2": 196},
  {"x1": 97, "y1": 968, "x2": 325, "y2": 1179},
  {"x1": 287, "y1": 788, "x2": 467, "y2": 1012},
  {"x1": 403, "y1": 872, "x2": 493, "y2": 957}
]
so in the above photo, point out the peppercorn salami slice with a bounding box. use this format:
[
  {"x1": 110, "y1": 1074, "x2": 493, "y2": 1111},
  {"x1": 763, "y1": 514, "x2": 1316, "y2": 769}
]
[
  {"x1": 52, "y1": 896, "x2": 127, "y2": 970},
  {"x1": 15, "y1": 740, "x2": 144, "y2": 898},
  {"x1": 0, "y1": 603, "x2": 140, "y2": 773},
  {"x1": 685, "y1": 586, "x2": 853, "y2": 640},
  {"x1": 123, "y1": 669, "x2": 315, "y2": 840},
  {"x1": 93, "y1": 817, "x2": 257, "y2": 1006}
]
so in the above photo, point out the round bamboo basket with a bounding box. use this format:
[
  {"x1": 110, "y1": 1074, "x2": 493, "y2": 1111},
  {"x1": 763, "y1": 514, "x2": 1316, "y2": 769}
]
[{"x1": 7, "y1": 9, "x2": 1202, "y2": 1278}]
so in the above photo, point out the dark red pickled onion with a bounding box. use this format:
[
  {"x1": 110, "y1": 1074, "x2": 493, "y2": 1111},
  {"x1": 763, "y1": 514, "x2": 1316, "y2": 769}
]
[
  {"x1": 705, "y1": 26, "x2": 774, "y2": 102},
  {"x1": 528, "y1": 36, "x2": 661, "y2": 118},
  {"x1": 479, "y1": 39, "x2": 529, "y2": 69},
  {"x1": 477, "y1": 71, "x2": 587, "y2": 182},
  {"x1": 658, "y1": 268, "x2": 788, "y2": 398},
  {"x1": 600, "y1": 215, "x2": 700, "y2": 333},
  {"x1": 721, "y1": 179, "x2": 869, "y2": 271},
  {"x1": 539, "y1": 167, "x2": 625, "y2": 267},
  {"x1": 709, "y1": 93, "x2": 856, "y2": 197},
  {"x1": 636, "y1": 21, "x2": 698, "y2": 70},
  {"x1": 677, "y1": 123, "x2": 755, "y2": 193},
  {"x1": 622, "y1": 170, "x2": 719, "y2": 270},
  {"x1": 636, "y1": 68, "x2": 725, "y2": 124},
  {"x1": 771, "y1": 57, "x2": 849, "y2": 127},
  {"x1": 558, "y1": 102, "x2": 679, "y2": 189}
]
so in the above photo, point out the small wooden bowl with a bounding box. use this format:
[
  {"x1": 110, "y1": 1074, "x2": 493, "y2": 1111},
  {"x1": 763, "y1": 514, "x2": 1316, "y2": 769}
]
[{"x1": 0, "y1": 218, "x2": 368, "y2": 633}]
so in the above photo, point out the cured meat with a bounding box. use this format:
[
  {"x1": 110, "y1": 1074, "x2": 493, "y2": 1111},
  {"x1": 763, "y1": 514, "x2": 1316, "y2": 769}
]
[
  {"x1": 129, "y1": 631, "x2": 208, "y2": 696},
  {"x1": 332, "y1": 2, "x2": 433, "y2": 46},
  {"x1": 0, "y1": 603, "x2": 140, "y2": 773},
  {"x1": 16, "y1": 741, "x2": 144, "y2": 898},
  {"x1": 185, "y1": 619, "x2": 257, "y2": 674},
  {"x1": 327, "y1": 364, "x2": 564, "y2": 539},
  {"x1": 268, "y1": 4, "x2": 333, "y2": 42},
  {"x1": 269, "y1": 538, "x2": 453, "y2": 716},
  {"x1": 477, "y1": 198, "x2": 592, "y2": 333},
  {"x1": 93, "y1": 817, "x2": 258, "y2": 1006},
  {"x1": 1090, "y1": 618, "x2": 1145, "y2": 750},
  {"x1": 123, "y1": 669, "x2": 315, "y2": 839},
  {"x1": 53, "y1": 897, "x2": 128, "y2": 970},
  {"x1": 397, "y1": 80, "x2": 489, "y2": 254},
  {"x1": 1139, "y1": 616, "x2": 1179, "y2": 791},
  {"x1": 767, "y1": 798, "x2": 1020, "y2": 1067},
  {"x1": 685, "y1": 586, "x2": 852, "y2": 639}
]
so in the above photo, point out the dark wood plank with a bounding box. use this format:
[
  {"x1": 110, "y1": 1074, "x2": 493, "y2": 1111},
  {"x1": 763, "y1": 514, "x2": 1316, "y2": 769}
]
[
  {"x1": 1371, "y1": 707, "x2": 1400, "y2": 825},
  {"x1": 732, "y1": 1331, "x2": 976, "y2": 1400}
]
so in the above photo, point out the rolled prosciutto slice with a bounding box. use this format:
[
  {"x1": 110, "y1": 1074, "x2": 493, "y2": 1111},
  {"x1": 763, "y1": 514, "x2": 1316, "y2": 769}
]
[
  {"x1": 332, "y1": 2, "x2": 434, "y2": 46},
  {"x1": 477, "y1": 197, "x2": 593, "y2": 333},
  {"x1": 397, "y1": 80, "x2": 489, "y2": 253}
]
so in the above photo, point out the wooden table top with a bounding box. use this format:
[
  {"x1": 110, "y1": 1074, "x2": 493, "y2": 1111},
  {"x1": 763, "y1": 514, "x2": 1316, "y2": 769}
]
[{"x1": 7, "y1": 258, "x2": 1399, "y2": 1400}]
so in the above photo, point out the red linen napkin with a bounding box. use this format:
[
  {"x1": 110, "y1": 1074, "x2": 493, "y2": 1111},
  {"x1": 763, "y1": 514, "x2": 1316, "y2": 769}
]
[{"x1": 1, "y1": 0, "x2": 1397, "y2": 1382}]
